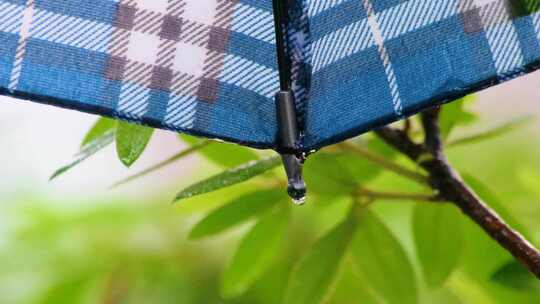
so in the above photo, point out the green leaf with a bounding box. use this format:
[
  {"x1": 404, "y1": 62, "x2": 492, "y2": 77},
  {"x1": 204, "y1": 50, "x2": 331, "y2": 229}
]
[
  {"x1": 491, "y1": 260, "x2": 540, "y2": 291},
  {"x1": 283, "y1": 214, "x2": 357, "y2": 304},
  {"x1": 413, "y1": 203, "x2": 463, "y2": 288},
  {"x1": 221, "y1": 207, "x2": 289, "y2": 298},
  {"x1": 115, "y1": 121, "x2": 154, "y2": 167},
  {"x1": 351, "y1": 210, "x2": 417, "y2": 304},
  {"x1": 180, "y1": 134, "x2": 258, "y2": 167},
  {"x1": 189, "y1": 189, "x2": 284, "y2": 239},
  {"x1": 50, "y1": 131, "x2": 115, "y2": 180},
  {"x1": 81, "y1": 117, "x2": 117, "y2": 147},
  {"x1": 304, "y1": 153, "x2": 355, "y2": 196},
  {"x1": 175, "y1": 156, "x2": 281, "y2": 201},
  {"x1": 448, "y1": 116, "x2": 534, "y2": 148},
  {"x1": 440, "y1": 95, "x2": 477, "y2": 139}
]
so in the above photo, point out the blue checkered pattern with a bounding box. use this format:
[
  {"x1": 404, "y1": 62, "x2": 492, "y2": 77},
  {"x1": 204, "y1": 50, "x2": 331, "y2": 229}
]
[
  {"x1": 1, "y1": 0, "x2": 540, "y2": 151},
  {"x1": 0, "y1": 0, "x2": 280, "y2": 148},
  {"x1": 303, "y1": 0, "x2": 540, "y2": 149}
]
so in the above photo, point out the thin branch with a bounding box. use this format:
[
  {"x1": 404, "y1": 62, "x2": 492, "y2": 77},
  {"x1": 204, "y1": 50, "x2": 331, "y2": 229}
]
[
  {"x1": 338, "y1": 142, "x2": 429, "y2": 186},
  {"x1": 403, "y1": 118, "x2": 412, "y2": 135},
  {"x1": 421, "y1": 107, "x2": 443, "y2": 156},
  {"x1": 354, "y1": 187, "x2": 442, "y2": 202},
  {"x1": 110, "y1": 141, "x2": 210, "y2": 188},
  {"x1": 375, "y1": 110, "x2": 540, "y2": 279}
]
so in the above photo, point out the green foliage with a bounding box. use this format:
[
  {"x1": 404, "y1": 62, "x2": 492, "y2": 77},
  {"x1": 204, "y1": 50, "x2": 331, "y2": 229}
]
[
  {"x1": 81, "y1": 117, "x2": 117, "y2": 147},
  {"x1": 50, "y1": 131, "x2": 115, "y2": 180},
  {"x1": 284, "y1": 213, "x2": 357, "y2": 304},
  {"x1": 304, "y1": 153, "x2": 358, "y2": 196},
  {"x1": 189, "y1": 190, "x2": 284, "y2": 239},
  {"x1": 221, "y1": 206, "x2": 289, "y2": 298},
  {"x1": 351, "y1": 210, "x2": 417, "y2": 304},
  {"x1": 491, "y1": 260, "x2": 540, "y2": 291},
  {"x1": 37, "y1": 273, "x2": 94, "y2": 304},
  {"x1": 111, "y1": 141, "x2": 209, "y2": 188},
  {"x1": 39, "y1": 95, "x2": 540, "y2": 303},
  {"x1": 439, "y1": 95, "x2": 477, "y2": 139},
  {"x1": 448, "y1": 116, "x2": 534, "y2": 147},
  {"x1": 413, "y1": 203, "x2": 463, "y2": 288},
  {"x1": 116, "y1": 121, "x2": 154, "y2": 167},
  {"x1": 180, "y1": 134, "x2": 259, "y2": 167},
  {"x1": 175, "y1": 156, "x2": 281, "y2": 201}
]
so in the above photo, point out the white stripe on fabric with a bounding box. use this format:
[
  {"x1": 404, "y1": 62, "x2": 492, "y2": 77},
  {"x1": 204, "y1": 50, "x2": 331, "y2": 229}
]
[
  {"x1": 164, "y1": 95, "x2": 197, "y2": 128},
  {"x1": 9, "y1": 0, "x2": 35, "y2": 91},
  {"x1": 311, "y1": 0, "x2": 527, "y2": 75},
  {"x1": 117, "y1": 83, "x2": 151, "y2": 119},
  {"x1": 220, "y1": 54, "x2": 279, "y2": 98},
  {"x1": 475, "y1": 0, "x2": 524, "y2": 76},
  {"x1": 377, "y1": 0, "x2": 460, "y2": 40},
  {"x1": 30, "y1": 9, "x2": 113, "y2": 52},
  {"x1": 307, "y1": 0, "x2": 347, "y2": 17},
  {"x1": 0, "y1": 2, "x2": 24, "y2": 33},
  {"x1": 530, "y1": 12, "x2": 540, "y2": 41},
  {"x1": 231, "y1": 3, "x2": 275, "y2": 44},
  {"x1": 311, "y1": 19, "x2": 374, "y2": 72},
  {"x1": 362, "y1": 0, "x2": 402, "y2": 115},
  {"x1": 484, "y1": 22, "x2": 524, "y2": 75}
]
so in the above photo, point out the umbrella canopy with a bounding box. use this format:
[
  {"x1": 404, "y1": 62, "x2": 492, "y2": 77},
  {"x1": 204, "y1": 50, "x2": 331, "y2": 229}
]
[{"x1": 1, "y1": 0, "x2": 539, "y2": 151}]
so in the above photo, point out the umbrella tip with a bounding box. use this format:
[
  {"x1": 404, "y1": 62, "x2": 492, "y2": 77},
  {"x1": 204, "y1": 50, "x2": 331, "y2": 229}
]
[
  {"x1": 282, "y1": 154, "x2": 307, "y2": 205},
  {"x1": 288, "y1": 180, "x2": 306, "y2": 205}
]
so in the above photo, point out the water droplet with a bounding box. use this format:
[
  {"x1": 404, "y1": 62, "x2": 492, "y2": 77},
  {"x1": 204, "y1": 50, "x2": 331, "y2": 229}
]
[{"x1": 292, "y1": 196, "x2": 306, "y2": 205}]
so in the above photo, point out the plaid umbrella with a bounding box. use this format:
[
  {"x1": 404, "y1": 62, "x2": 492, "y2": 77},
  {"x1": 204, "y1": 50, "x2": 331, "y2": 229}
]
[{"x1": 1, "y1": 0, "x2": 540, "y2": 200}]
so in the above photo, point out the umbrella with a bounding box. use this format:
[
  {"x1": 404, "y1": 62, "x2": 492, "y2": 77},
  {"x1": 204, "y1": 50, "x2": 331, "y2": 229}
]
[{"x1": 1, "y1": 0, "x2": 539, "y2": 201}]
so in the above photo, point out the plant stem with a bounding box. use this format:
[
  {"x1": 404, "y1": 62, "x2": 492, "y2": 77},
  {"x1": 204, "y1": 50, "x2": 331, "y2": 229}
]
[
  {"x1": 338, "y1": 142, "x2": 429, "y2": 186},
  {"x1": 375, "y1": 108, "x2": 540, "y2": 279},
  {"x1": 354, "y1": 187, "x2": 441, "y2": 202},
  {"x1": 111, "y1": 140, "x2": 210, "y2": 188}
]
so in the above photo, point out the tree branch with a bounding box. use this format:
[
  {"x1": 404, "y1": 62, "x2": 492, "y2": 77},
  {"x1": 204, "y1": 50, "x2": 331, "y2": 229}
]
[
  {"x1": 354, "y1": 187, "x2": 442, "y2": 202},
  {"x1": 375, "y1": 109, "x2": 540, "y2": 279},
  {"x1": 338, "y1": 142, "x2": 429, "y2": 186}
]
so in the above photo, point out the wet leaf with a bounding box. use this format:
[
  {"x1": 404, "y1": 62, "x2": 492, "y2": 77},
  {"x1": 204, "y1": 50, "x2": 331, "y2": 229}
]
[
  {"x1": 175, "y1": 156, "x2": 281, "y2": 201},
  {"x1": 116, "y1": 122, "x2": 154, "y2": 167},
  {"x1": 81, "y1": 117, "x2": 117, "y2": 147},
  {"x1": 50, "y1": 131, "x2": 114, "y2": 180},
  {"x1": 189, "y1": 189, "x2": 284, "y2": 239}
]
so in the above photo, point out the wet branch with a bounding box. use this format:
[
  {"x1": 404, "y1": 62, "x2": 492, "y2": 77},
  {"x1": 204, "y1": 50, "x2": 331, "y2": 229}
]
[{"x1": 375, "y1": 107, "x2": 540, "y2": 279}]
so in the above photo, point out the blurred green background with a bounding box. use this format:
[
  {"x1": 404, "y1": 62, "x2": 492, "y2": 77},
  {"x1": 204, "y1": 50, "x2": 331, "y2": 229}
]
[{"x1": 2, "y1": 73, "x2": 540, "y2": 303}]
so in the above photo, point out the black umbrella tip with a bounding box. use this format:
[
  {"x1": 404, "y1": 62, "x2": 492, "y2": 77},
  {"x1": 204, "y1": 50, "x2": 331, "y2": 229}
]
[{"x1": 287, "y1": 178, "x2": 307, "y2": 205}]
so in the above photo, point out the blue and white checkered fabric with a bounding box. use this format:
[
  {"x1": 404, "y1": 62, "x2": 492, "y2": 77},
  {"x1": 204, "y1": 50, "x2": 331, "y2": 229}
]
[
  {"x1": 303, "y1": 0, "x2": 540, "y2": 149},
  {"x1": 0, "y1": 0, "x2": 280, "y2": 148},
  {"x1": 1, "y1": 0, "x2": 540, "y2": 151}
]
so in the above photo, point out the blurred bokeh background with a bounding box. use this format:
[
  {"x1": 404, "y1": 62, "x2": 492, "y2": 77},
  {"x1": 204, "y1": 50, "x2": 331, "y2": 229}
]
[{"x1": 1, "y1": 71, "x2": 540, "y2": 303}]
